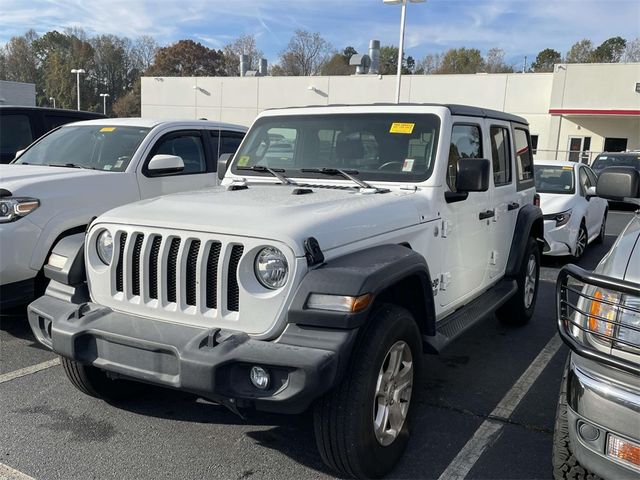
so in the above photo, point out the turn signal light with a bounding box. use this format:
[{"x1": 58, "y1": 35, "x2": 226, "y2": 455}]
[
  {"x1": 587, "y1": 289, "x2": 620, "y2": 337},
  {"x1": 307, "y1": 293, "x2": 373, "y2": 313},
  {"x1": 607, "y1": 434, "x2": 640, "y2": 470}
]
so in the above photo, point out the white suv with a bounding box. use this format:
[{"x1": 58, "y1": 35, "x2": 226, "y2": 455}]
[
  {"x1": 0, "y1": 118, "x2": 246, "y2": 308},
  {"x1": 29, "y1": 104, "x2": 543, "y2": 478}
]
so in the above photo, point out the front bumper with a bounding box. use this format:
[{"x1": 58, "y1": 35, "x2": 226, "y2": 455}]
[
  {"x1": 542, "y1": 219, "x2": 576, "y2": 256},
  {"x1": 28, "y1": 295, "x2": 358, "y2": 414},
  {"x1": 566, "y1": 354, "x2": 640, "y2": 479}
]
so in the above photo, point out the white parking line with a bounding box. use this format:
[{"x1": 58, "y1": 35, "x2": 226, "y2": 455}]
[
  {"x1": 0, "y1": 358, "x2": 60, "y2": 385},
  {"x1": 0, "y1": 463, "x2": 35, "y2": 480},
  {"x1": 437, "y1": 334, "x2": 564, "y2": 480}
]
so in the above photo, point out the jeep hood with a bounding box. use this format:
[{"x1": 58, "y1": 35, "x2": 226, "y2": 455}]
[{"x1": 96, "y1": 184, "x2": 425, "y2": 256}]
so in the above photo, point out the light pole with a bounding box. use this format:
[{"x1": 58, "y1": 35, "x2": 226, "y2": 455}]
[
  {"x1": 99, "y1": 93, "x2": 110, "y2": 115},
  {"x1": 383, "y1": 0, "x2": 426, "y2": 104},
  {"x1": 70, "y1": 68, "x2": 86, "y2": 110},
  {"x1": 49, "y1": 97, "x2": 56, "y2": 108}
]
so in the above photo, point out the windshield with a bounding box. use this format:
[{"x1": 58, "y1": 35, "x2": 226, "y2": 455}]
[
  {"x1": 534, "y1": 165, "x2": 575, "y2": 194},
  {"x1": 592, "y1": 154, "x2": 640, "y2": 170},
  {"x1": 230, "y1": 113, "x2": 440, "y2": 182},
  {"x1": 14, "y1": 125, "x2": 150, "y2": 172}
]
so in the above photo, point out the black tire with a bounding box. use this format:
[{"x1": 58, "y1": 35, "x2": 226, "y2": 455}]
[
  {"x1": 313, "y1": 304, "x2": 422, "y2": 479},
  {"x1": 552, "y1": 358, "x2": 600, "y2": 480},
  {"x1": 497, "y1": 236, "x2": 540, "y2": 325},
  {"x1": 594, "y1": 210, "x2": 607, "y2": 244},
  {"x1": 572, "y1": 222, "x2": 588, "y2": 260},
  {"x1": 61, "y1": 356, "x2": 143, "y2": 401}
]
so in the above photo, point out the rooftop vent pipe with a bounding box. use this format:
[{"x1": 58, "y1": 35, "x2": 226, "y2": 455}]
[
  {"x1": 239, "y1": 54, "x2": 249, "y2": 77},
  {"x1": 368, "y1": 40, "x2": 380, "y2": 74},
  {"x1": 259, "y1": 58, "x2": 268, "y2": 76}
]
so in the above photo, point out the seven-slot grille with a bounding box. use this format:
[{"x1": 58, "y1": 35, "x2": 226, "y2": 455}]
[{"x1": 113, "y1": 231, "x2": 243, "y2": 313}]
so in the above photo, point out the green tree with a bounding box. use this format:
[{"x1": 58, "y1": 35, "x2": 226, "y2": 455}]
[
  {"x1": 147, "y1": 40, "x2": 223, "y2": 76},
  {"x1": 2, "y1": 30, "x2": 39, "y2": 85},
  {"x1": 437, "y1": 47, "x2": 485, "y2": 74},
  {"x1": 320, "y1": 46, "x2": 358, "y2": 75},
  {"x1": 113, "y1": 78, "x2": 141, "y2": 117},
  {"x1": 530, "y1": 48, "x2": 561, "y2": 72},
  {"x1": 274, "y1": 30, "x2": 332, "y2": 76},
  {"x1": 566, "y1": 39, "x2": 593, "y2": 63},
  {"x1": 591, "y1": 36, "x2": 627, "y2": 62},
  {"x1": 378, "y1": 46, "x2": 413, "y2": 74}
]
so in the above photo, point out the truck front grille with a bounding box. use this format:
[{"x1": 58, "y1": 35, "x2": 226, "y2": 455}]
[{"x1": 113, "y1": 230, "x2": 244, "y2": 314}]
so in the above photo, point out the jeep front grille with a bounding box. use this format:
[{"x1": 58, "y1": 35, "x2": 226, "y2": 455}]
[{"x1": 113, "y1": 230, "x2": 243, "y2": 314}]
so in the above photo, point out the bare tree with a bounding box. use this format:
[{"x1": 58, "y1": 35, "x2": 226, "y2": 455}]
[
  {"x1": 485, "y1": 48, "x2": 513, "y2": 73},
  {"x1": 222, "y1": 34, "x2": 263, "y2": 76},
  {"x1": 274, "y1": 30, "x2": 332, "y2": 76},
  {"x1": 416, "y1": 53, "x2": 442, "y2": 74},
  {"x1": 623, "y1": 37, "x2": 640, "y2": 62},
  {"x1": 133, "y1": 35, "x2": 159, "y2": 72},
  {"x1": 566, "y1": 39, "x2": 593, "y2": 63}
]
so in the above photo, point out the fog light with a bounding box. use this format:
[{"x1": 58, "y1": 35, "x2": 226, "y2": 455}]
[
  {"x1": 607, "y1": 434, "x2": 640, "y2": 470},
  {"x1": 250, "y1": 366, "x2": 270, "y2": 390}
]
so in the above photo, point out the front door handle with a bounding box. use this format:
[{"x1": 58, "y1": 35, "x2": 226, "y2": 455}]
[
  {"x1": 479, "y1": 209, "x2": 495, "y2": 220},
  {"x1": 507, "y1": 202, "x2": 520, "y2": 211}
]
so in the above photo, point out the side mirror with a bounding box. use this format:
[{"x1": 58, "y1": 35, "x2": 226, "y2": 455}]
[
  {"x1": 217, "y1": 153, "x2": 233, "y2": 180},
  {"x1": 585, "y1": 185, "x2": 597, "y2": 199},
  {"x1": 147, "y1": 154, "x2": 184, "y2": 175},
  {"x1": 14, "y1": 149, "x2": 26, "y2": 160},
  {"x1": 596, "y1": 167, "x2": 640, "y2": 200},
  {"x1": 456, "y1": 158, "x2": 491, "y2": 192}
]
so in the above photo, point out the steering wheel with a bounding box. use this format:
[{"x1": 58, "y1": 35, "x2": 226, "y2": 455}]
[{"x1": 378, "y1": 161, "x2": 404, "y2": 172}]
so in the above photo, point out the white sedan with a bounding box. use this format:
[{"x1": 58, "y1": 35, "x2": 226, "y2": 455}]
[{"x1": 534, "y1": 160, "x2": 608, "y2": 259}]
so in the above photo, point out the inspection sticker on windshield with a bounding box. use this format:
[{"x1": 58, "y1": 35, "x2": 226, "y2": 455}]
[
  {"x1": 389, "y1": 122, "x2": 415, "y2": 134},
  {"x1": 402, "y1": 159, "x2": 415, "y2": 172},
  {"x1": 100, "y1": 127, "x2": 116, "y2": 132},
  {"x1": 237, "y1": 156, "x2": 250, "y2": 167},
  {"x1": 562, "y1": 166, "x2": 573, "y2": 170}
]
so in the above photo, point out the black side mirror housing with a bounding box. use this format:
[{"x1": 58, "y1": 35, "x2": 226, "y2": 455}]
[
  {"x1": 596, "y1": 167, "x2": 640, "y2": 200},
  {"x1": 217, "y1": 153, "x2": 233, "y2": 181},
  {"x1": 456, "y1": 158, "x2": 491, "y2": 192}
]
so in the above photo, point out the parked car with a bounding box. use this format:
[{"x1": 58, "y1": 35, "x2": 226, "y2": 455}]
[
  {"x1": 591, "y1": 152, "x2": 640, "y2": 177},
  {"x1": 553, "y1": 167, "x2": 640, "y2": 480},
  {"x1": 534, "y1": 160, "x2": 608, "y2": 259},
  {"x1": 28, "y1": 104, "x2": 543, "y2": 478},
  {"x1": 0, "y1": 106, "x2": 106, "y2": 164},
  {"x1": 0, "y1": 118, "x2": 246, "y2": 308}
]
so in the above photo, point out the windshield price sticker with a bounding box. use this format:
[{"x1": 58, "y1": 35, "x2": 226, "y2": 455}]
[
  {"x1": 402, "y1": 159, "x2": 415, "y2": 172},
  {"x1": 100, "y1": 127, "x2": 116, "y2": 132},
  {"x1": 562, "y1": 166, "x2": 573, "y2": 170},
  {"x1": 237, "y1": 156, "x2": 251, "y2": 167},
  {"x1": 390, "y1": 122, "x2": 415, "y2": 134}
]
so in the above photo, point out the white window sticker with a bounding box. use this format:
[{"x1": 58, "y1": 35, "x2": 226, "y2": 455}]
[{"x1": 402, "y1": 159, "x2": 415, "y2": 172}]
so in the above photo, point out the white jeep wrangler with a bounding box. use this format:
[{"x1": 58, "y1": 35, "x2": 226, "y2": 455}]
[{"x1": 29, "y1": 104, "x2": 543, "y2": 478}]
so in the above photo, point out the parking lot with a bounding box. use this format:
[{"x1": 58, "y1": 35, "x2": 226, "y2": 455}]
[{"x1": 0, "y1": 207, "x2": 635, "y2": 480}]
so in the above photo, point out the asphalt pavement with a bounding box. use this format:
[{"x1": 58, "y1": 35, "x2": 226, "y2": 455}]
[{"x1": 0, "y1": 207, "x2": 635, "y2": 480}]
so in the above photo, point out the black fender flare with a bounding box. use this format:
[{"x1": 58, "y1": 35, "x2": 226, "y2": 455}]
[
  {"x1": 44, "y1": 232, "x2": 86, "y2": 286},
  {"x1": 505, "y1": 204, "x2": 544, "y2": 277},
  {"x1": 287, "y1": 244, "x2": 436, "y2": 334}
]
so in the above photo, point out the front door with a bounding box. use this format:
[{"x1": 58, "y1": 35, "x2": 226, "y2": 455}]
[
  {"x1": 567, "y1": 136, "x2": 591, "y2": 164},
  {"x1": 439, "y1": 121, "x2": 492, "y2": 308}
]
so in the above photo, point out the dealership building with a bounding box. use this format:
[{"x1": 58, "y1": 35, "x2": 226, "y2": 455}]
[{"x1": 142, "y1": 62, "x2": 640, "y2": 162}]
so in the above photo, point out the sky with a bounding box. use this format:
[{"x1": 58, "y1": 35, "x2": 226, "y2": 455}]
[{"x1": 1, "y1": 0, "x2": 639, "y2": 68}]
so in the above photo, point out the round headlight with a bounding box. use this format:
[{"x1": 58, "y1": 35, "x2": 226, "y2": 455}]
[
  {"x1": 254, "y1": 247, "x2": 288, "y2": 290},
  {"x1": 96, "y1": 230, "x2": 114, "y2": 265}
]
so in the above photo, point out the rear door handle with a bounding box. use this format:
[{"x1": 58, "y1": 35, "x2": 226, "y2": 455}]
[
  {"x1": 507, "y1": 202, "x2": 520, "y2": 211},
  {"x1": 479, "y1": 209, "x2": 495, "y2": 220}
]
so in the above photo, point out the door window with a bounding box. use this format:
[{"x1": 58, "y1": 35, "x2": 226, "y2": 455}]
[
  {"x1": 220, "y1": 131, "x2": 244, "y2": 156},
  {"x1": 568, "y1": 136, "x2": 591, "y2": 163},
  {"x1": 0, "y1": 114, "x2": 33, "y2": 154},
  {"x1": 578, "y1": 167, "x2": 592, "y2": 196},
  {"x1": 514, "y1": 128, "x2": 534, "y2": 186},
  {"x1": 447, "y1": 124, "x2": 482, "y2": 191},
  {"x1": 490, "y1": 126, "x2": 512, "y2": 186},
  {"x1": 152, "y1": 133, "x2": 206, "y2": 175}
]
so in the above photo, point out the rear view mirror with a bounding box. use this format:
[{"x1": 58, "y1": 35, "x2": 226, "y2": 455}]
[
  {"x1": 13, "y1": 149, "x2": 26, "y2": 160},
  {"x1": 147, "y1": 154, "x2": 184, "y2": 175},
  {"x1": 596, "y1": 167, "x2": 640, "y2": 200},
  {"x1": 456, "y1": 158, "x2": 491, "y2": 193},
  {"x1": 217, "y1": 153, "x2": 233, "y2": 180},
  {"x1": 585, "y1": 186, "x2": 596, "y2": 199}
]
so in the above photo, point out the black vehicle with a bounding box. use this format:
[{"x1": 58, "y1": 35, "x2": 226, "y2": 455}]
[
  {"x1": 591, "y1": 152, "x2": 640, "y2": 177},
  {"x1": 0, "y1": 106, "x2": 106, "y2": 164}
]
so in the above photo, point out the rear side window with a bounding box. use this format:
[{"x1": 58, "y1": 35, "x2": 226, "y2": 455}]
[
  {"x1": 0, "y1": 114, "x2": 33, "y2": 153},
  {"x1": 220, "y1": 131, "x2": 244, "y2": 156},
  {"x1": 447, "y1": 124, "x2": 482, "y2": 191},
  {"x1": 514, "y1": 128, "x2": 534, "y2": 187},
  {"x1": 490, "y1": 126, "x2": 511, "y2": 186}
]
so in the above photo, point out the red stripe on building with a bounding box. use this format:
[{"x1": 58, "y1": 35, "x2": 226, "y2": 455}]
[{"x1": 549, "y1": 109, "x2": 640, "y2": 116}]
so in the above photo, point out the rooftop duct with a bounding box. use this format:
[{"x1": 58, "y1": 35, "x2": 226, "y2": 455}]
[{"x1": 368, "y1": 40, "x2": 380, "y2": 74}]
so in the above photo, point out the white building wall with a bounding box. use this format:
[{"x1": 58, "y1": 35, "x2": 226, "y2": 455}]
[{"x1": 0, "y1": 80, "x2": 36, "y2": 106}]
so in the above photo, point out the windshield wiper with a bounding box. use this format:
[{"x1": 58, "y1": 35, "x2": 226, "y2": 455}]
[
  {"x1": 236, "y1": 165, "x2": 295, "y2": 185},
  {"x1": 300, "y1": 168, "x2": 386, "y2": 192},
  {"x1": 48, "y1": 163, "x2": 95, "y2": 170}
]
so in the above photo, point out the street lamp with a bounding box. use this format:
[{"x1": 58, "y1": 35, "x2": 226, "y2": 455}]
[
  {"x1": 49, "y1": 97, "x2": 56, "y2": 108},
  {"x1": 70, "y1": 68, "x2": 86, "y2": 110},
  {"x1": 383, "y1": 0, "x2": 426, "y2": 104},
  {"x1": 99, "y1": 93, "x2": 110, "y2": 115}
]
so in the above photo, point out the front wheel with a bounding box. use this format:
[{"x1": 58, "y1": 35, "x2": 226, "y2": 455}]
[
  {"x1": 572, "y1": 222, "x2": 588, "y2": 260},
  {"x1": 497, "y1": 236, "x2": 540, "y2": 325},
  {"x1": 314, "y1": 304, "x2": 421, "y2": 479}
]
